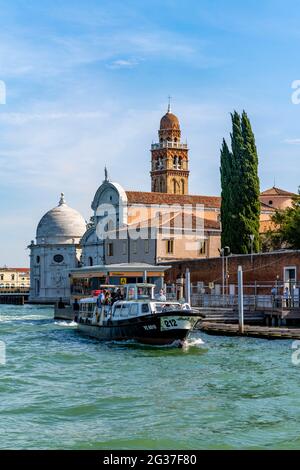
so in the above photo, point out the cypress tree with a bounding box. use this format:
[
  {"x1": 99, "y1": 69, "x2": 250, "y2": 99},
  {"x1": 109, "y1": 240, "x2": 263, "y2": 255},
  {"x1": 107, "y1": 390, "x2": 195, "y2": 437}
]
[
  {"x1": 220, "y1": 110, "x2": 261, "y2": 254},
  {"x1": 220, "y1": 139, "x2": 232, "y2": 248},
  {"x1": 240, "y1": 110, "x2": 260, "y2": 253}
]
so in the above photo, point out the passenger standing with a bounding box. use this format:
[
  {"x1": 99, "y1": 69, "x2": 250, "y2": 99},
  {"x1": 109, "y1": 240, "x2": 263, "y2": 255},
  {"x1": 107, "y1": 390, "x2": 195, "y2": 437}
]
[{"x1": 283, "y1": 287, "x2": 290, "y2": 308}]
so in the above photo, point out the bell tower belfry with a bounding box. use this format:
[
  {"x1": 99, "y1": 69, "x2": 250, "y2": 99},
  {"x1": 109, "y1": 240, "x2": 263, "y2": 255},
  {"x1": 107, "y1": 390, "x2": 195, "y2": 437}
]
[{"x1": 150, "y1": 105, "x2": 189, "y2": 195}]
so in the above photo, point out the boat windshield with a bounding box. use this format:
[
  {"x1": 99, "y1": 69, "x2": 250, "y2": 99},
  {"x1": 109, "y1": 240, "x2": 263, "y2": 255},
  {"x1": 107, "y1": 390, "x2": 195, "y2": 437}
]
[
  {"x1": 127, "y1": 285, "x2": 153, "y2": 301},
  {"x1": 154, "y1": 303, "x2": 182, "y2": 313}
]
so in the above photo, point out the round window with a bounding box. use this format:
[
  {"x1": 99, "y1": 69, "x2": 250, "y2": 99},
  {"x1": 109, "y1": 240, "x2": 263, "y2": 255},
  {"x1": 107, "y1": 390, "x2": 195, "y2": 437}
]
[{"x1": 53, "y1": 254, "x2": 64, "y2": 263}]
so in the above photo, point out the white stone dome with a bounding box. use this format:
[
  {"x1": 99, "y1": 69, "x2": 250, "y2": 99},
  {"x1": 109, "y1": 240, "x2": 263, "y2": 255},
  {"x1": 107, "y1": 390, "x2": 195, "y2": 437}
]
[{"x1": 36, "y1": 194, "x2": 87, "y2": 244}]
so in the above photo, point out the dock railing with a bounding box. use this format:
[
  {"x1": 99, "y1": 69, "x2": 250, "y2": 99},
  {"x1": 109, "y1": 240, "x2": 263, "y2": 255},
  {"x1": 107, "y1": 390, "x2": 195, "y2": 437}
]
[{"x1": 190, "y1": 294, "x2": 299, "y2": 310}]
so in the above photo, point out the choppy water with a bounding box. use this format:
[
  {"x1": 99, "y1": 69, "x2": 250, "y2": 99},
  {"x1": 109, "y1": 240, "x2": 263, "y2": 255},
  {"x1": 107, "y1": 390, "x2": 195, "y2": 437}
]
[{"x1": 0, "y1": 304, "x2": 299, "y2": 450}]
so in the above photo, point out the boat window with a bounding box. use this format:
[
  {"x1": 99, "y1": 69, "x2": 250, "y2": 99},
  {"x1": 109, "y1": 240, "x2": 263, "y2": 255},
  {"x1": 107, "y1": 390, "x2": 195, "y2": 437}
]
[
  {"x1": 128, "y1": 288, "x2": 135, "y2": 300},
  {"x1": 137, "y1": 286, "x2": 152, "y2": 299},
  {"x1": 141, "y1": 304, "x2": 149, "y2": 313},
  {"x1": 129, "y1": 304, "x2": 138, "y2": 316}
]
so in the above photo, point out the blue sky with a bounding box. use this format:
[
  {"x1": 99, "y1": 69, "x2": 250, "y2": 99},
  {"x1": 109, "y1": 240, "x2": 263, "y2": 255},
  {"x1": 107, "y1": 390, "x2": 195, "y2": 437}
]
[{"x1": 0, "y1": 0, "x2": 300, "y2": 265}]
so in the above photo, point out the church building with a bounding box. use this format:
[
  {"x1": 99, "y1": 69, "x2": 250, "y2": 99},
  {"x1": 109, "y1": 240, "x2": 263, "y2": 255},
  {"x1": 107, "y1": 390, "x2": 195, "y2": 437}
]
[{"x1": 29, "y1": 106, "x2": 296, "y2": 302}]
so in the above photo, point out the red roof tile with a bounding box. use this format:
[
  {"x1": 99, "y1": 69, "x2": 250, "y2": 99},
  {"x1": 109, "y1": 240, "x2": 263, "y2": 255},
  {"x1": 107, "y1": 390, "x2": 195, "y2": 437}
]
[{"x1": 126, "y1": 191, "x2": 221, "y2": 208}]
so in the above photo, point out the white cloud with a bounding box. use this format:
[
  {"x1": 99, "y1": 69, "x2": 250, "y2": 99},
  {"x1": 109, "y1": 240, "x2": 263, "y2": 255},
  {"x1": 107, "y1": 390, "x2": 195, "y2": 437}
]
[
  {"x1": 283, "y1": 138, "x2": 300, "y2": 145},
  {"x1": 107, "y1": 58, "x2": 139, "y2": 69}
]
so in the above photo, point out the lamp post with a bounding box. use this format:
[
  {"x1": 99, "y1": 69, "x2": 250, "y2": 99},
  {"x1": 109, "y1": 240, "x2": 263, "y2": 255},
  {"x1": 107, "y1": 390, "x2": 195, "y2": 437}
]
[
  {"x1": 225, "y1": 246, "x2": 230, "y2": 295},
  {"x1": 220, "y1": 246, "x2": 230, "y2": 297},
  {"x1": 220, "y1": 248, "x2": 225, "y2": 296},
  {"x1": 249, "y1": 234, "x2": 254, "y2": 265}
]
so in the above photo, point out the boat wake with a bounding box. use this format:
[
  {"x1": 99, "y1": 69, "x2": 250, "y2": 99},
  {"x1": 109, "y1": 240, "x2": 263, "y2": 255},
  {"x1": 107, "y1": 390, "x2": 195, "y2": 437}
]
[
  {"x1": 54, "y1": 320, "x2": 77, "y2": 328},
  {"x1": 181, "y1": 337, "x2": 206, "y2": 350}
]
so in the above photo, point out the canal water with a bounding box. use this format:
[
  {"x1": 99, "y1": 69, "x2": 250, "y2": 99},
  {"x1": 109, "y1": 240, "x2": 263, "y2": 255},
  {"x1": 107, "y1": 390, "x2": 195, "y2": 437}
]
[{"x1": 0, "y1": 304, "x2": 299, "y2": 450}]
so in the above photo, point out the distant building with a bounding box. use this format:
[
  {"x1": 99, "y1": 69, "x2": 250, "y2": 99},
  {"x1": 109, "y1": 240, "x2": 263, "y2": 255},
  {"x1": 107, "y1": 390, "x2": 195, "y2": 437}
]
[{"x1": 0, "y1": 267, "x2": 30, "y2": 289}]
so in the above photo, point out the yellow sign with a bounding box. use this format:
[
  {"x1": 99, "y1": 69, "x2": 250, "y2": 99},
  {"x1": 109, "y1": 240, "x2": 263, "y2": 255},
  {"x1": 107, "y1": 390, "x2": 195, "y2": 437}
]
[{"x1": 120, "y1": 278, "x2": 127, "y2": 285}]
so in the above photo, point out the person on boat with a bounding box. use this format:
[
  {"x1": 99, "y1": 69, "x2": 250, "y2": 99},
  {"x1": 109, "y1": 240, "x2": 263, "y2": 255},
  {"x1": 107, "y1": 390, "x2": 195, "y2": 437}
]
[
  {"x1": 96, "y1": 290, "x2": 105, "y2": 307},
  {"x1": 58, "y1": 297, "x2": 65, "y2": 309},
  {"x1": 283, "y1": 287, "x2": 290, "y2": 308},
  {"x1": 157, "y1": 289, "x2": 166, "y2": 302}
]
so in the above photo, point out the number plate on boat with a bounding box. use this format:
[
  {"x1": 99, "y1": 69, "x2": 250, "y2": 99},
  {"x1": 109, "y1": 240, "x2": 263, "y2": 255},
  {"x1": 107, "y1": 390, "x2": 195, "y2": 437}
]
[{"x1": 160, "y1": 316, "x2": 197, "y2": 331}]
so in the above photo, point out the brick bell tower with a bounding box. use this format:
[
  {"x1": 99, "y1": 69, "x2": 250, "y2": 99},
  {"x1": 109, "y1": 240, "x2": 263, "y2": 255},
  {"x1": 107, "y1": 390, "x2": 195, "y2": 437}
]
[{"x1": 150, "y1": 104, "x2": 189, "y2": 194}]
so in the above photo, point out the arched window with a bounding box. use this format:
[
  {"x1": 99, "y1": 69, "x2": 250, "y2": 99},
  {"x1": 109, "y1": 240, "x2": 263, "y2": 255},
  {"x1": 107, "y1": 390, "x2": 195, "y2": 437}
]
[
  {"x1": 159, "y1": 179, "x2": 164, "y2": 192},
  {"x1": 173, "y1": 156, "x2": 178, "y2": 169},
  {"x1": 181, "y1": 179, "x2": 185, "y2": 194},
  {"x1": 178, "y1": 157, "x2": 182, "y2": 169},
  {"x1": 173, "y1": 179, "x2": 177, "y2": 194},
  {"x1": 88, "y1": 257, "x2": 93, "y2": 266}
]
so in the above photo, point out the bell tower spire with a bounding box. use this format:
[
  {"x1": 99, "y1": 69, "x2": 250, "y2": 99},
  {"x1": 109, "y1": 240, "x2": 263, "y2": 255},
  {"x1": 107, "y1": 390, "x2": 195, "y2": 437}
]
[{"x1": 150, "y1": 108, "x2": 189, "y2": 195}]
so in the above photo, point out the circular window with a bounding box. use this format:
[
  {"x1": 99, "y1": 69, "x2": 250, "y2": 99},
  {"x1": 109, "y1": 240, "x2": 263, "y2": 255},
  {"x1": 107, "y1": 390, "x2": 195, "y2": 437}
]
[{"x1": 53, "y1": 254, "x2": 64, "y2": 263}]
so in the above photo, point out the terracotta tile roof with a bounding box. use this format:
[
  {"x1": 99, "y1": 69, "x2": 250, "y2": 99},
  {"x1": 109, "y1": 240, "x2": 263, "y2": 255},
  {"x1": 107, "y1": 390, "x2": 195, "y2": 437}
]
[
  {"x1": 126, "y1": 191, "x2": 221, "y2": 208},
  {"x1": 260, "y1": 186, "x2": 296, "y2": 197},
  {"x1": 0, "y1": 268, "x2": 30, "y2": 272},
  {"x1": 260, "y1": 201, "x2": 276, "y2": 211},
  {"x1": 111, "y1": 212, "x2": 220, "y2": 234}
]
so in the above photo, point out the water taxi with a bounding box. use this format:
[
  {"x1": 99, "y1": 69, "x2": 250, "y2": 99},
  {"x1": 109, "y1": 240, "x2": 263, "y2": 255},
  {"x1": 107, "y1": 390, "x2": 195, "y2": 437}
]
[{"x1": 77, "y1": 283, "x2": 203, "y2": 346}]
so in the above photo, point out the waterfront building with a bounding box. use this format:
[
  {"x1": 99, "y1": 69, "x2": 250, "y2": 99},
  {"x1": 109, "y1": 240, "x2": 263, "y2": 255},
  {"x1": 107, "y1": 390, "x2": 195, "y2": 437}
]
[
  {"x1": 28, "y1": 194, "x2": 86, "y2": 303},
  {"x1": 0, "y1": 267, "x2": 30, "y2": 289}
]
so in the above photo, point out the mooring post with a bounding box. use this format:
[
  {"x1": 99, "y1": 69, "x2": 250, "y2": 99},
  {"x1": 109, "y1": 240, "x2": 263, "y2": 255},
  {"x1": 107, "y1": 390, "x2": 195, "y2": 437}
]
[
  {"x1": 185, "y1": 268, "x2": 191, "y2": 305},
  {"x1": 238, "y1": 265, "x2": 244, "y2": 334}
]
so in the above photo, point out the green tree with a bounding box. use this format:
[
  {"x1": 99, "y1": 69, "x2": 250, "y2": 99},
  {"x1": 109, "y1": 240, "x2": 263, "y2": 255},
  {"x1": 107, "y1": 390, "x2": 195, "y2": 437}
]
[
  {"x1": 220, "y1": 111, "x2": 261, "y2": 254},
  {"x1": 220, "y1": 139, "x2": 232, "y2": 248},
  {"x1": 265, "y1": 189, "x2": 300, "y2": 249}
]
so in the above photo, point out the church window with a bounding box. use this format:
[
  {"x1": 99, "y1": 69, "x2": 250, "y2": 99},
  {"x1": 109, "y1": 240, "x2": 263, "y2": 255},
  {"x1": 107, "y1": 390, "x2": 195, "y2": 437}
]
[
  {"x1": 173, "y1": 179, "x2": 177, "y2": 194},
  {"x1": 36, "y1": 256, "x2": 40, "y2": 264},
  {"x1": 166, "y1": 239, "x2": 174, "y2": 254},
  {"x1": 53, "y1": 254, "x2": 64, "y2": 263},
  {"x1": 181, "y1": 179, "x2": 185, "y2": 194},
  {"x1": 199, "y1": 241, "x2": 207, "y2": 255}
]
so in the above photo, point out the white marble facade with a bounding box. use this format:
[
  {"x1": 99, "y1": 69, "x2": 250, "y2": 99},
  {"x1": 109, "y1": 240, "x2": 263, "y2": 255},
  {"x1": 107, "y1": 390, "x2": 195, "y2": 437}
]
[
  {"x1": 29, "y1": 194, "x2": 87, "y2": 303},
  {"x1": 29, "y1": 176, "x2": 127, "y2": 303}
]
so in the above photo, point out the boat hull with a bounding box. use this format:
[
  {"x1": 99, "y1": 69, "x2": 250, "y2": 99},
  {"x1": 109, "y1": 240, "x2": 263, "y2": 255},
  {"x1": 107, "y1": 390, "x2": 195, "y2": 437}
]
[{"x1": 77, "y1": 311, "x2": 201, "y2": 346}]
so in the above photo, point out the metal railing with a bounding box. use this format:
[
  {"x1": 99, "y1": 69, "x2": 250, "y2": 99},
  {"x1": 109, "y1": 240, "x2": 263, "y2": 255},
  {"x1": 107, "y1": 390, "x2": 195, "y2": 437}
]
[
  {"x1": 0, "y1": 287, "x2": 30, "y2": 295},
  {"x1": 151, "y1": 142, "x2": 188, "y2": 150},
  {"x1": 190, "y1": 294, "x2": 300, "y2": 310}
]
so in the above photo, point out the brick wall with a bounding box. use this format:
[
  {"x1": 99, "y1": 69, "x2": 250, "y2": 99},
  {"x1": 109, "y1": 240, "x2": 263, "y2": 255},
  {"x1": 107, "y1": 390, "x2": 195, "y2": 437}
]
[{"x1": 164, "y1": 250, "x2": 300, "y2": 291}]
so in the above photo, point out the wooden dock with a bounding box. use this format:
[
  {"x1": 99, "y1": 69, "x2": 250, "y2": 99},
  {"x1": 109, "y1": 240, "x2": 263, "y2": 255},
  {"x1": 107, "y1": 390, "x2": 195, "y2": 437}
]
[{"x1": 198, "y1": 321, "x2": 300, "y2": 340}]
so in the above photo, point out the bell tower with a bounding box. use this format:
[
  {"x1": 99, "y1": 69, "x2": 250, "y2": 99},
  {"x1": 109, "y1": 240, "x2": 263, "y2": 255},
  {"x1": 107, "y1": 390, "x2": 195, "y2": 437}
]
[{"x1": 150, "y1": 105, "x2": 189, "y2": 194}]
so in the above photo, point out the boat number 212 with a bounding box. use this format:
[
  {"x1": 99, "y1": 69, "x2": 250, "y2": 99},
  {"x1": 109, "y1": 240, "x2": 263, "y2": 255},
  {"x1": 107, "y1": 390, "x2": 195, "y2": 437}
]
[{"x1": 164, "y1": 319, "x2": 177, "y2": 328}]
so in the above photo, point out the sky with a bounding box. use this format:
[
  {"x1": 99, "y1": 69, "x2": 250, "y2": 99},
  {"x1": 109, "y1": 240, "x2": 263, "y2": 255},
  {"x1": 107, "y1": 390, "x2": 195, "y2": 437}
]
[{"x1": 0, "y1": 0, "x2": 300, "y2": 266}]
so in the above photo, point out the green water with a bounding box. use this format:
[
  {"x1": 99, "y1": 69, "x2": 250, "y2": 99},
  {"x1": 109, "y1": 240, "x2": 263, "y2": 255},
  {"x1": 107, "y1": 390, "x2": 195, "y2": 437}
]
[{"x1": 0, "y1": 304, "x2": 299, "y2": 450}]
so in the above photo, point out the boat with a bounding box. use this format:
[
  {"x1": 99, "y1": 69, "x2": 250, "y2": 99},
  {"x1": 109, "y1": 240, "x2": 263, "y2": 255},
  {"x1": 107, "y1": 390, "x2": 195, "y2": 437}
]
[{"x1": 76, "y1": 283, "x2": 204, "y2": 346}]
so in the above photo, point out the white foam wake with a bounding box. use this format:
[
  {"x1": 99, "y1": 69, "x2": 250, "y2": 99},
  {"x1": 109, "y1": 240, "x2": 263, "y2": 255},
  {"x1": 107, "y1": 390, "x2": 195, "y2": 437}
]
[{"x1": 54, "y1": 321, "x2": 77, "y2": 327}]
